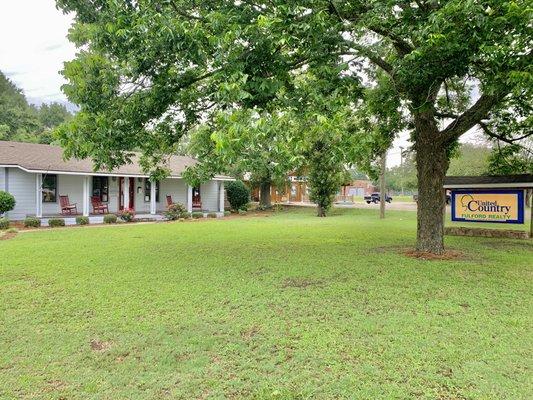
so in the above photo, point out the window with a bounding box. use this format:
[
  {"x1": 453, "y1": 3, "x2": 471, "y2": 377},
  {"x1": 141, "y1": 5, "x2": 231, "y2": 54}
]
[
  {"x1": 42, "y1": 174, "x2": 57, "y2": 203},
  {"x1": 144, "y1": 179, "x2": 160, "y2": 202},
  {"x1": 92, "y1": 176, "x2": 109, "y2": 202}
]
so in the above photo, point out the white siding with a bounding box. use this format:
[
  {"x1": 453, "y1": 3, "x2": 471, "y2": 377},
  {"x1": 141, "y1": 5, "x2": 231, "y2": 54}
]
[
  {"x1": 0, "y1": 167, "x2": 5, "y2": 191},
  {"x1": 107, "y1": 177, "x2": 119, "y2": 213},
  {"x1": 43, "y1": 174, "x2": 85, "y2": 215},
  {"x1": 200, "y1": 181, "x2": 219, "y2": 212},
  {"x1": 159, "y1": 178, "x2": 187, "y2": 212},
  {"x1": 7, "y1": 168, "x2": 36, "y2": 220}
]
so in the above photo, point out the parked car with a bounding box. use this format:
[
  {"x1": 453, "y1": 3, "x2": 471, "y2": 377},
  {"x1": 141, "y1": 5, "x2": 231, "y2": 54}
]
[
  {"x1": 364, "y1": 192, "x2": 392, "y2": 204},
  {"x1": 413, "y1": 194, "x2": 451, "y2": 204}
]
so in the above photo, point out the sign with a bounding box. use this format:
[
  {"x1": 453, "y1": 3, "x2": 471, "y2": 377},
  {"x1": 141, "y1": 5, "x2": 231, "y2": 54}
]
[{"x1": 451, "y1": 190, "x2": 525, "y2": 224}]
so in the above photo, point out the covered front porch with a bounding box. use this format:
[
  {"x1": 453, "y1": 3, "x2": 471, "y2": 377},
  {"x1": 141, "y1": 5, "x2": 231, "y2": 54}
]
[{"x1": 33, "y1": 173, "x2": 226, "y2": 219}]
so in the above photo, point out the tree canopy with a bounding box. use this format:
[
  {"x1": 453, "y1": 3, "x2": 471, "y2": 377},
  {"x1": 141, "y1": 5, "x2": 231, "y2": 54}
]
[
  {"x1": 55, "y1": 0, "x2": 532, "y2": 253},
  {"x1": 0, "y1": 71, "x2": 72, "y2": 144}
]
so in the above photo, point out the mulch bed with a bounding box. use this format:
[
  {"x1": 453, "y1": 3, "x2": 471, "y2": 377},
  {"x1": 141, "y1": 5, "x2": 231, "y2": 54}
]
[{"x1": 402, "y1": 248, "x2": 466, "y2": 260}]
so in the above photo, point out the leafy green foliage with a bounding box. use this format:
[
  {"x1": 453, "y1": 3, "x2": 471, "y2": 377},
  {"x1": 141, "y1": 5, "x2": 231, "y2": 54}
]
[
  {"x1": 119, "y1": 209, "x2": 135, "y2": 222},
  {"x1": 226, "y1": 181, "x2": 250, "y2": 211},
  {"x1": 164, "y1": 203, "x2": 188, "y2": 221},
  {"x1": 487, "y1": 142, "x2": 533, "y2": 175},
  {"x1": 48, "y1": 218, "x2": 66, "y2": 228},
  {"x1": 0, "y1": 71, "x2": 72, "y2": 144},
  {"x1": 447, "y1": 144, "x2": 492, "y2": 176},
  {"x1": 191, "y1": 212, "x2": 204, "y2": 219},
  {"x1": 23, "y1": 217, "x2": 41, "y2": 228},
  {"x1": 75, "y1": 216, "x2": 90, "y2": 225},
  {"x1": 0, "y1": 191, "x2": 16, "y2": 214},
  {"x1": 103, "y1": 214, "x2": 117, "y2": 224},
  {"x1": 207, "y1": 212, "x2": 217, "y2": 219},
  {"x1": 0, "y1": 217, "x2": 9, "y2": 230}
]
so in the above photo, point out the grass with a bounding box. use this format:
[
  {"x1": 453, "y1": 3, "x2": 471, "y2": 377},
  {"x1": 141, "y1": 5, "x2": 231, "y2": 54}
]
[{"x1": 1, "y1": 208, "x2": 532, "y2": 399}]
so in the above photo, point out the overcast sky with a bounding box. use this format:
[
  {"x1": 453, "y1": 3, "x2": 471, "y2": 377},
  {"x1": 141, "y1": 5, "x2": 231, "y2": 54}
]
[{"x1": 0, "y1": 0, "x2": 76, "y2": 106}]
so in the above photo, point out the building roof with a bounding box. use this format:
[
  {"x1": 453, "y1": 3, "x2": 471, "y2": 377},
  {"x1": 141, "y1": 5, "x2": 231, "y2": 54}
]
[
  {"x1": 0, "y1": 140, "x2": 231, "y2": 180},
  {"x1": 443, "y1": 174, "x2": 533, "y2": 188}
]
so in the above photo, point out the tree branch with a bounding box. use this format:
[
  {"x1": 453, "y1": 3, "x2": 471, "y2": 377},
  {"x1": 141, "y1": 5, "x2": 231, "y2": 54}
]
[
  {"x1": 440, "y1": 90, "x2": 508, "y2": 142},
  {"x1": 479, "y1": 121, "x2": 533, "y2": 144},
  {"x1": 347, "y1": 45, "x2": 393, "y2": 74}
]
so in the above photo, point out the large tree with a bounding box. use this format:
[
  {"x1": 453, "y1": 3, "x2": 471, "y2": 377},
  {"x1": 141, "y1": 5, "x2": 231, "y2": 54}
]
[
  {"x1": 185, "y1": 109, "x2": 299, "y2": 208},
  {"x1": 56, "y1": 1, "x2": 531, "y2": 254}
]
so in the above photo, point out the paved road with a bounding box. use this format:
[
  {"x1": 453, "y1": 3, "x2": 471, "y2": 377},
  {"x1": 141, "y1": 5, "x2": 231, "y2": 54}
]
[{"x1": 335, "y1": 201, "x2": 419, "y2": 211}]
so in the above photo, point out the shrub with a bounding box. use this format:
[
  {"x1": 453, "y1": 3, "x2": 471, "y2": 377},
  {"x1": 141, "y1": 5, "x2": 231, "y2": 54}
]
[
  {"x1": 207, "y1": 212, "x2": 217, "y2": 218},
  {"x1": 48, "y1": 218, "x2": 66, "y2": 228},
  {"x1": 76, "y1": 216, "x2": 89, "y2": 225},
  {"x1": 224, "y1": 211, "x2": 231, "y2": 217},
  {"x1": 24, "y1": 217, "x2": 41, "y2": 228},
  {"x1": 191, "y1": 211, "x2": 204, "y2": 219},
  {"x1": 119, "y1": 209, "x2": 135, "y2": 222},
  {"x1": 0, "y1": 191, "x2": 15, "y2": 215},
  {"x1": 164, "y1": 203, "x2": 187, "y2": 221},
  {"x1": 0, "y1": 217, "x2": 9, "y2": 230},
  {"x1": 238, "y1": 209, "x2": 247, "y2": 215},
  {"x1": 226, "y1": 181, "x2": 250, "y2": 211},
  {"x1": 103, "y1": 214, "x2": 118, "y2": 224}
]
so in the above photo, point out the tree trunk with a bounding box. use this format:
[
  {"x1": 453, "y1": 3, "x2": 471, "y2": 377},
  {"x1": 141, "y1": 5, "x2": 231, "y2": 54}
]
[
  {"x1": 259, "y1": 180, "x2": 272, "y2": 208},
  {"x1": 379, "y1": 152, "x2": 386, "y2": 219},
  {"x1": 317, "y1": 205, "x2": 326, "y2": 217},
  {"x1": 415, "y1": 113, "x2": 450, "y2": 254}
]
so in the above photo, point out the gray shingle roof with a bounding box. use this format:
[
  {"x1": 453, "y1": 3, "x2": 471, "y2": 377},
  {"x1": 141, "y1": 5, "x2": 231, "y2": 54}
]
[
  {"x1": 0, "y1": 140, "x2": 228, "y2": 179},
  {"x1": 444, "y1": 174, "x2": 533, "y2": 188}
]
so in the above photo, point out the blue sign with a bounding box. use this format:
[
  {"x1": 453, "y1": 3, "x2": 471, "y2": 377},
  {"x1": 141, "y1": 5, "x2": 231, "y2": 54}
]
[{"x1": 451, "y1": 189, "x2": 525, "y2": 224}]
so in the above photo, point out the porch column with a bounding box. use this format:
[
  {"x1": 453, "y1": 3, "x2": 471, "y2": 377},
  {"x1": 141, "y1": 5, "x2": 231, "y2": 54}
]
[
  {"x1": 219, "y1": 181, "x2": 225, "y2": 212},
  {"x1": 187, "y1": 184, "x2": 193, "y2": 213},
  {"x1": 35, "y1": 173, "x2": 42, "y2": 218},
  {"x1": 123, "y1": 177, "x2": 130, "y2": 210},
  {"x1": 82, "y1": 176, "x2": 90, "y2": 217},
  {"x1": 150, "y1": 179, "x2": 157, "y2": 215}
]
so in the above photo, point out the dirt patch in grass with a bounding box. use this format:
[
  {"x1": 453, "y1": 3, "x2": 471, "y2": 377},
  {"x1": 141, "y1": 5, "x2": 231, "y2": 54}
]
[
  {"x1": 0, "y1": 231, "x2": 17, "y2": 241},
  {"x1": 402, "y1": 249, "x2": 466, "y2": 261},
  {"x1": 241, "y1": 325, "x2": 261, "y2": 341},
  {"x1": 281, "y1": 277, "x2": 323, "y2": 289},
  {"x1": 90, "y1": 339, "x2": 112, "y2": 352}
]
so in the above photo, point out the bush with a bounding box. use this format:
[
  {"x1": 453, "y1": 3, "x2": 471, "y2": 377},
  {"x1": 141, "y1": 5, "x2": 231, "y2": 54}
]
[
  {"x1": 238, "y1": 209, "x2": 247, "y2": 215},
  {"x1": 207, "y1": 212, "x2": 217, "y2": 218},
  {"x1": 0, "y1": 191, "x2": 16, "y2": 215},
  {"x1": 191, "y1": 211, "x2": 204, "y2": 219},
  {"x1": 119, "y1": 209, "x2": 135, "y2": 222},
  {"x1": 48, "y1": 218, "x2": 66, "y2": 228},
  {"x1": 164, "y1": 203, "x2": 188, "y2": 221},
  {"x1": 103, "y1": 214, "x2": 118, "y2": 224},
  {"x1": 0, "y1": 217, "x2": 9, "y2": 230},
  {"x1": 226, "y1": 181, "x2": 250, "y2": 211},
  {"x1": 24, "y1": 217, "x2": 41, "y2": 228},
  {"x1": 76, "y1": 216, "x2": 89, "y2": 225},
  {"x1": 224, "y1": 211, "x2": 231, "y2": 217}
]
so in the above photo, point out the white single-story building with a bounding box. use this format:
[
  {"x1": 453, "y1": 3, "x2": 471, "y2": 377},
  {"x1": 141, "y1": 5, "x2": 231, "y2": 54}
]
[{"x1": 0, "y1": 141, "x2": 231, "y2": 221}]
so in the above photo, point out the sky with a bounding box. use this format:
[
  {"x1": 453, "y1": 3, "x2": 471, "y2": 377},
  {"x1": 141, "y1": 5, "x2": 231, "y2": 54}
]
[
  {"x1": 0, "y1": 0, "x2": 483, "y2": 166},
  {"x1": 0, "y1": 0, "x2": 76, "y2": 108}
]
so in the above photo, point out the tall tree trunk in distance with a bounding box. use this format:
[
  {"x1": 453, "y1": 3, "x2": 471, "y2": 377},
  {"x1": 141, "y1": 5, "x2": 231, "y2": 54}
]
[
  {"x1": 259, "y1": 180, "x2": 272, "y2": 208},
  {"x1": 414, "y1": 113, "x2": 449, "y2": 254},
  {"x1": 379, "y1": 152, "x2": 386, "y2": 219}
]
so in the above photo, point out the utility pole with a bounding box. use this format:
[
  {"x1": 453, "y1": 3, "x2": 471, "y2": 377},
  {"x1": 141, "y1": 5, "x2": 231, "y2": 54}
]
[
  {"x1": 379, "y1": 151, "x2": 386, "y2": 219},
  {"x1": 399, "y1": 146, "x2": 404, "y2": 196}
]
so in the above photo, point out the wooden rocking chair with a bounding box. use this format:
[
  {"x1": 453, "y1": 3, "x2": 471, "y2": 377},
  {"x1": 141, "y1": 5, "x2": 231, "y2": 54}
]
[
  {"x1": 59, "y1": 195, "x2": 78, "y2": 215},
  {"x1": 91, "y1": 196, "x2": 109, "y2": 214}
]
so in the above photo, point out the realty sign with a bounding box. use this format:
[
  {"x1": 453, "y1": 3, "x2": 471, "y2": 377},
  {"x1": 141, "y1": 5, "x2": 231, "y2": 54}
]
[{"x1": 451, "y1": 190, "x2": 525, "y2": 224}]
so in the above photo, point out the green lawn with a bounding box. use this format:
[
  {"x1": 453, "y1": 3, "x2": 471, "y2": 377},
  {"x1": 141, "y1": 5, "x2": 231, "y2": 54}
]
[{"x1": 1, "y1": 208, "x2": 532, "y2": 399}]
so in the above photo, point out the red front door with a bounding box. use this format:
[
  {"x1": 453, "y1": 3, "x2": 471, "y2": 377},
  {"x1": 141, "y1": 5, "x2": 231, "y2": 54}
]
[{"x1": 119, "y1": 177, "x2": 135, "y2": 211}]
